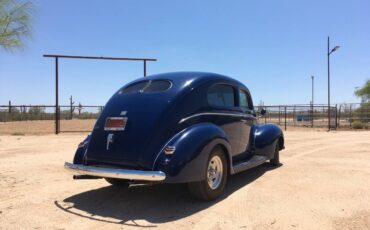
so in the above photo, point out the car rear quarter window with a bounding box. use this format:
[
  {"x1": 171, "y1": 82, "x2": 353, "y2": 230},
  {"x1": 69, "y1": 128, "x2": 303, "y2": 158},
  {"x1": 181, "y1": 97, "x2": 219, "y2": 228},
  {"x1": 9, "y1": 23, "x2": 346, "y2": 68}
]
[
  {"x1": 207, "y1": 84, "x2": 236, "y2": 107},
  {"x1": 239, "y1": 89, "x2": 253, "y2": 112},
  {"x1": 121, "y1": 80, "x2": 171, "y2": 94},
  {"x1": 239, "y1": 90, "x2": 249, "y2": 109}
]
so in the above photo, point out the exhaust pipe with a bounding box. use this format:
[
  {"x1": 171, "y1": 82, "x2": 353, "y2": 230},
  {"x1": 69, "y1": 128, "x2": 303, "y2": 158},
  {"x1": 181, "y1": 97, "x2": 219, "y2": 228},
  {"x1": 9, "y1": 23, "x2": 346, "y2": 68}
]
[{"x1": 73, "y1": 175, "x2": 101, "y2": 180}]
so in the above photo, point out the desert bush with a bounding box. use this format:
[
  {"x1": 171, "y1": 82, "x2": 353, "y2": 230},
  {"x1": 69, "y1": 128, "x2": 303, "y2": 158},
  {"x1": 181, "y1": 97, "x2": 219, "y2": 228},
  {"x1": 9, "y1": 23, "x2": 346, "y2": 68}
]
[{"x1": 352, "y1": 121, "x2": 366, "y2": 129}]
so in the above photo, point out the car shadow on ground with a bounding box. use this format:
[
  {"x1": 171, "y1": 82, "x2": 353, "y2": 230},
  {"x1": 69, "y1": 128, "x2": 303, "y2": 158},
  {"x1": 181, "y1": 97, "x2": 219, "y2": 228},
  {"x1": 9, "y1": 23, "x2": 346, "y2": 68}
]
[{"x1": 55, "y1": 163, "x2": 281, "y2": 227}]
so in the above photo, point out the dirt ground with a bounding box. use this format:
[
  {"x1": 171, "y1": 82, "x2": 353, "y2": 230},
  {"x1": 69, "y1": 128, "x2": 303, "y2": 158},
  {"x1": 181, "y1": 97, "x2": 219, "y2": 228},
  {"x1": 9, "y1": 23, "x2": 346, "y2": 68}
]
[{"x1": 0, "y1": 131, "x2": 370, "y2": 229}]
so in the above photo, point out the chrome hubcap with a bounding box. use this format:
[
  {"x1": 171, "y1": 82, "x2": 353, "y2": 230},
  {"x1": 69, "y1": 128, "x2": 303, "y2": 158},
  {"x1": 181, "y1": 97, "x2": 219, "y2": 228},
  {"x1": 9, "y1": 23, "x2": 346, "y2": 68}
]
[{"x1": 207, "y1": 155, "x2": 223, "y2": 190}]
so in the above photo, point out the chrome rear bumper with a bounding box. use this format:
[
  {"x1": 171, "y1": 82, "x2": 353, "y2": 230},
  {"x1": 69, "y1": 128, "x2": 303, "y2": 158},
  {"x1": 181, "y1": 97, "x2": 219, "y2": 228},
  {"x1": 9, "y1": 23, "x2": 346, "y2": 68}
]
[{"x1": 64, "y1": 162, "x2": 166, "y2": 181}]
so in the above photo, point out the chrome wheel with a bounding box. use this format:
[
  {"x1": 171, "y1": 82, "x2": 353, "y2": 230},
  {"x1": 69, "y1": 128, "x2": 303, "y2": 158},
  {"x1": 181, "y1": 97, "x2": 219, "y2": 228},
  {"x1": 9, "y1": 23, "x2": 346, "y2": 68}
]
[{"x1": 207, "y1": 155, "x2": 223, "y2": 190}]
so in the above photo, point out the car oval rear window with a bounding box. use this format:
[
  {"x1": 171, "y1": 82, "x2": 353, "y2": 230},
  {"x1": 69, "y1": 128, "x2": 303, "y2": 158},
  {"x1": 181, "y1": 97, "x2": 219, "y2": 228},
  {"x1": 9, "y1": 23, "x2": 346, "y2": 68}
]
[
  {"x1": 122, "y1": 81, "x2": 149, "y2": 94},
  {"x1": 121, "y1": 80, "x2": 171, "y2": 94},
  {"x1": 144, "y1": 80, "x2": 172, "y2": 92}
]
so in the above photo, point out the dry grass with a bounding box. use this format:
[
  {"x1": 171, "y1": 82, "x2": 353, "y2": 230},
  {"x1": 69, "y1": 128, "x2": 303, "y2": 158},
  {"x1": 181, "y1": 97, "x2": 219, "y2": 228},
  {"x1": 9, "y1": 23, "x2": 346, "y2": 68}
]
[{"x1": 0, "y1": 119, "x2": 96, "y2": 135}]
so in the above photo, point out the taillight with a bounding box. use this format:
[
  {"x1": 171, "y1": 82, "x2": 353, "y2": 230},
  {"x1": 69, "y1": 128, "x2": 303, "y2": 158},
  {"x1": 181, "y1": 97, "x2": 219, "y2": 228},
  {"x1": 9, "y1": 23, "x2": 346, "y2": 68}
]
[
  {"x1": 164, "y1": 146, "x2": 176, "y2": 155},
  {"x1": 104, "y1": 117, "x2": 127, "y2": 131}
]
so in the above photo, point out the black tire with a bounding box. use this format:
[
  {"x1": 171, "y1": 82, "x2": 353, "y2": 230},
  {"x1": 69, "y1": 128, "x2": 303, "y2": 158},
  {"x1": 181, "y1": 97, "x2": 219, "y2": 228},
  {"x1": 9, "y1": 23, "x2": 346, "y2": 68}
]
[
  {"x1": 187, "y1": 146, "x2": 228, "y2": 201},
  {"x1": 269, "y1": 141, "x2": 280, "y2": 166},
  {"x1": 105, "y1": 178, "x2": 129, "y2": 187}
]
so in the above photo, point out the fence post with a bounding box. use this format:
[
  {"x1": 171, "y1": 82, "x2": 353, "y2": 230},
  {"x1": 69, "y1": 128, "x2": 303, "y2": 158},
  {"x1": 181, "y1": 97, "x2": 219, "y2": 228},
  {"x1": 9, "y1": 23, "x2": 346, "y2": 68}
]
[
  {"x1": 264, "y1": 107, "x2": 267, "y2": 124},
  {"x1": 349, "y1": 104, "x2": 352, "y2": 128},
  {"x1": 8, "y1": 100, "x2": 12, "y2": 113},
  {"x1": 335, "y1": 104, "x2": 338, "y2": 129},
  {"x1": 55, "y1": 57, "x2": 59, "y2": 134},
  {"x1": 338, "y1": 105, "x2": 341, "y2": 128},
  {"x1": 58, "y1": 106, "x2": 61, "y2": 133},
  {"x1": 284, "y1": 106, "x2": 287, "y2": 131},
  {"x1": 278, "y1": 106, "x2": 281, "y2": 125},
  {"x1": 323, "y1": 105, "x2": 325, "y2": 127},
  {"x1": 293, "y1": 105, "x2": 296, "y2": 126},
  {"x1": 311, "y1": 103, "x2": 313, "y2": 128}
]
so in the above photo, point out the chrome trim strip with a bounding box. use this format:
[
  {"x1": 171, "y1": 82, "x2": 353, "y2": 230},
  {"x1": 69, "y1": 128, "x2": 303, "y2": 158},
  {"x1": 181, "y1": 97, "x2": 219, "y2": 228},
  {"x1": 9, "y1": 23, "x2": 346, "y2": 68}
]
[
  {"x1": 64, "y1": 162, "x2": 166, "y2": 181},
  {"x1": 179, "y1": 112, "x2": 256, "y2": 123}
]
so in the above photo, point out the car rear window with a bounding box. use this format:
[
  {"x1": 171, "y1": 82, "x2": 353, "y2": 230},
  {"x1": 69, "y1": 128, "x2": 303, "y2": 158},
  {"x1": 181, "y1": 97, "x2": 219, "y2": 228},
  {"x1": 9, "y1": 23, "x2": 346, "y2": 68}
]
[
  {"x1": 121, "y1": 80, "x2": 172, "y2": 94},
  {"x1": 144, "y1": 80, "x2": 172, "y2": 92},
  {"x1": 122, "y1": 81, "x2": 149, "y2": 94}
]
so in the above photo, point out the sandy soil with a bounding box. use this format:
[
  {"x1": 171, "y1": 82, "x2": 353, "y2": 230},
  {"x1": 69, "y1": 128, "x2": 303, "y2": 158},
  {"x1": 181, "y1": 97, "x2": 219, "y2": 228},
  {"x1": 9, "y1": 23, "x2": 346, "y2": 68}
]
[{"x1": 0, "y1": 131, "x2": 370, "y2": 229}]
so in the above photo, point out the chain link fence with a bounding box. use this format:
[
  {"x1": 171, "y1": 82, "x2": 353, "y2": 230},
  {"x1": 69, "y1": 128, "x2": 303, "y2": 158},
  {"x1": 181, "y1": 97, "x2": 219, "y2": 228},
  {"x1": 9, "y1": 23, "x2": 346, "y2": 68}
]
[
  {"x1": 256, "y1": 103, "x2": 370, "y2": 130},
  {"x1": 1, "y1": 103, "x2": 369, "y2": 134}
]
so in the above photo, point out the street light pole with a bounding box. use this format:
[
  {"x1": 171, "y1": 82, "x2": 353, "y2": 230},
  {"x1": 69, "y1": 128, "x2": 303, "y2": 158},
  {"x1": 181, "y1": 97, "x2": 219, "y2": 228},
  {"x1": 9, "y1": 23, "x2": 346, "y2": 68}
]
[
  {"x1": 327, "y1": 36, "x2": 340, "y2": 131},
  {"x1": 327, "y1": 37, "x2": 331, "y2": 131}
]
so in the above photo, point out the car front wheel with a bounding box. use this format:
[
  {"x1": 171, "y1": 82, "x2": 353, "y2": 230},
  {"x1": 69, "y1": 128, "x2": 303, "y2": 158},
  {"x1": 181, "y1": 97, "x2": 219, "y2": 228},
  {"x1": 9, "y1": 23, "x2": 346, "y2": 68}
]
[{"x1": 188, "y1": 146, "x2": 228, "y2": 201}]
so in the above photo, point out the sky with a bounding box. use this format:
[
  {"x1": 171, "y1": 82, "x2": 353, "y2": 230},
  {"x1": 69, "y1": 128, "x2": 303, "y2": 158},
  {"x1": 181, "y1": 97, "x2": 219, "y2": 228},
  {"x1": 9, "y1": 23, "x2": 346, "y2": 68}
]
[{"x1": 1, "y1": 0, "x2": 370, "y2": 106}]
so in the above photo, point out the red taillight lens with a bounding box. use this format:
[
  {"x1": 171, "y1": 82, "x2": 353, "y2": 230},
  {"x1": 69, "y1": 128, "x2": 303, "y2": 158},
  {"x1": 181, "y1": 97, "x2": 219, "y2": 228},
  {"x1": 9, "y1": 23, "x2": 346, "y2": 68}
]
[{"x1": 104, "y1": 117, "x2": 127, "y2": 131}]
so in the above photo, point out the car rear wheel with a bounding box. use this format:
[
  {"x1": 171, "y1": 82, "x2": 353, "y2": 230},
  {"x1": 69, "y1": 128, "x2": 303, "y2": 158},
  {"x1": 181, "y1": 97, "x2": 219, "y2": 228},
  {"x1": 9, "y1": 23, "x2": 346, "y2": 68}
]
[
  {"x1": 187, "y1": 146, "x2": 228, "y2": 201},
  {"x1": 105, "y1": 178, "x2": 129, "y2": 187},
  {"x1": 269, "y1": 141, "x2": 280, "y2": 166}
]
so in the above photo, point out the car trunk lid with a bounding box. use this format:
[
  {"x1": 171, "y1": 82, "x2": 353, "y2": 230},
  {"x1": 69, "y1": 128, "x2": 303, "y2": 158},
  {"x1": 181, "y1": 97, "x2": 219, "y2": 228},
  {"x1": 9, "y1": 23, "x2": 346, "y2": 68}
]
[{"x1": 85, "y1": 92, "x2": 170, "y2": 169}]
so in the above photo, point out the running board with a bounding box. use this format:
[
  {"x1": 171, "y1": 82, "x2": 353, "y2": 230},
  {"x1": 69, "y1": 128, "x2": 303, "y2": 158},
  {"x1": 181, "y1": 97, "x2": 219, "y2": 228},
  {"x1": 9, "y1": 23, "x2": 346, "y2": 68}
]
[{"x1": 232, "y1": 155, "x2": 269, "y2": 174}]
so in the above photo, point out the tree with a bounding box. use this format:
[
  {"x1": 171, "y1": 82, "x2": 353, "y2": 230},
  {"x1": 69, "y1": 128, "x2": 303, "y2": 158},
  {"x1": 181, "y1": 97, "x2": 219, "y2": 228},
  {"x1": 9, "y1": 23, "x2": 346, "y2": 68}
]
[
  {"x1": 355, "y1": 79, "x2": 370, "y2": 103},
  {"x1": 0, "y1": 0, "x2": 33, "y2": 50}
]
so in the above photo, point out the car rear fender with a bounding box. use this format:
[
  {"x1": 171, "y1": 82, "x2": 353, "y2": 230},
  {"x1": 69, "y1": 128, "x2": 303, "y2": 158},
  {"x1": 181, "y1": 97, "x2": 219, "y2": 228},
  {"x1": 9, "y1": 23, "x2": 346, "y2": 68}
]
[
  {"x1": 73, "y1": 135, "x2": 91, "y2": 164},
  {"x1": 253, "y1": 124, "x2": 284, "y2": 159},
  {"x1": 152, "y1": 122, "x2": 232, "y2": 183}
]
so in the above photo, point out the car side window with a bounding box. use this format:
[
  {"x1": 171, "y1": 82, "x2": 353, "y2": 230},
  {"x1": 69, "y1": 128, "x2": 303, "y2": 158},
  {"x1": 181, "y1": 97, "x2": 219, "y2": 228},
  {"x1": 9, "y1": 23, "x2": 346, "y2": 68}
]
[
  {"x1": 239, "y1": 90, "x2": 252, "y2": 113},
  {"x1": 207, "y1": 84, "x2": 236, "y2": 107}
]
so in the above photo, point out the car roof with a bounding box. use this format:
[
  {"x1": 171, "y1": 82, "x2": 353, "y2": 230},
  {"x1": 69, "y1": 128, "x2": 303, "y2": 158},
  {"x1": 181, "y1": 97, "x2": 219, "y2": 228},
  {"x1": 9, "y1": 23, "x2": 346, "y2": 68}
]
[{"x1": 128, "y1": 71, "x2": 248, "y2": 91}]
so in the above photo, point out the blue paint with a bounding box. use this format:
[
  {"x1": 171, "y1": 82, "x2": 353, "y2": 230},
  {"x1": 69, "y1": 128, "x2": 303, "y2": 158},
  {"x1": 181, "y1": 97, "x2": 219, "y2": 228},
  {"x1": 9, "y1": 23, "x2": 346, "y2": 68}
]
[{"x1": 72, "y1": 72, "x2": 284, "y2": 183}]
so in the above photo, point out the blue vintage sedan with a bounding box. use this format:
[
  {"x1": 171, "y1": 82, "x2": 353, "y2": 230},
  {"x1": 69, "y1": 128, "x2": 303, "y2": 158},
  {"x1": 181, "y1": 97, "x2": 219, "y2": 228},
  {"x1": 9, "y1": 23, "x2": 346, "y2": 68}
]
[{"x1": 65, "y1": 72, "x2": 284, "y2": 200}]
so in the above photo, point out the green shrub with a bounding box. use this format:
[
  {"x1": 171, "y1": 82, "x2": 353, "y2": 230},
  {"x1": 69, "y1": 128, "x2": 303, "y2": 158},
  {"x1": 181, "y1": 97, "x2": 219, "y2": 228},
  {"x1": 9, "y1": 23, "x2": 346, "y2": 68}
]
[{"x1": 352, "y1": 121, "x2": 365, "y2": 129}]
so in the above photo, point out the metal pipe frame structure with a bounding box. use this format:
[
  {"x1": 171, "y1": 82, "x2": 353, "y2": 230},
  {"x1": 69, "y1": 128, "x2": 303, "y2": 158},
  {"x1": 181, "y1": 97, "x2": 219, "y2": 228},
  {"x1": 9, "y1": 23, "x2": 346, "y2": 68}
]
[{"x1": 43, "y1": 54, "x2": 157, "y2": 134}]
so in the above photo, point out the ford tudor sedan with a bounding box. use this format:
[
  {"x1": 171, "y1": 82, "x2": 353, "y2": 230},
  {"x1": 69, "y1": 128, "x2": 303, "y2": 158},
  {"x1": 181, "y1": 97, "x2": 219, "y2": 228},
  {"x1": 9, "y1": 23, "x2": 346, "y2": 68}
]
[{"x1": 65, "y1": 72, "x2": 284, "y2": 200}]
